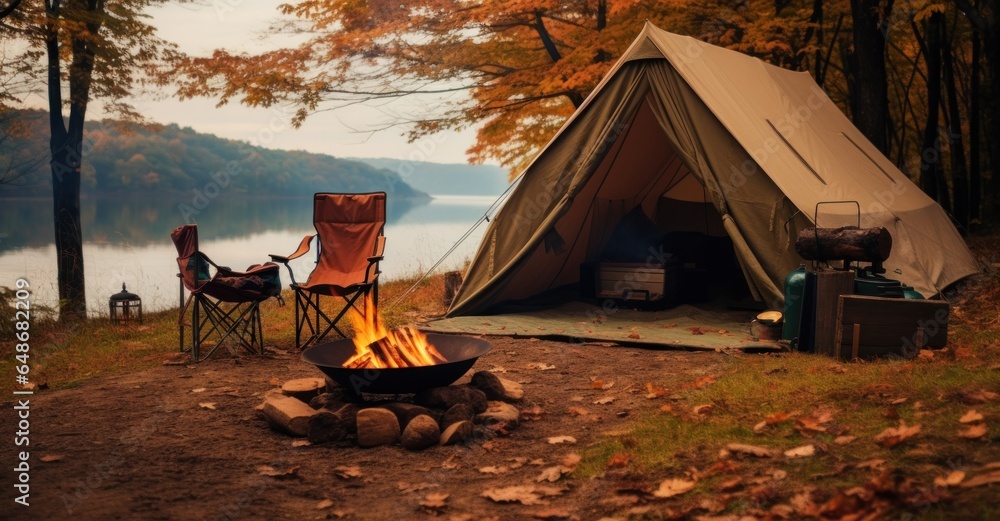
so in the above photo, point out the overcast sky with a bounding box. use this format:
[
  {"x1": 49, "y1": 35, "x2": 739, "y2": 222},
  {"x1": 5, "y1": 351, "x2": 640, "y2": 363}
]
[{"x1": 118, "y1": 1, "x2": 481, "y2": 165}]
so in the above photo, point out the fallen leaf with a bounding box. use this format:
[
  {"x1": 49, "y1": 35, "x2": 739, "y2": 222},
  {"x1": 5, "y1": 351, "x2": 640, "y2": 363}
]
[
  {"x1": 833, "y1": 436, "x2": 857, "y2": 445},
  {"x1": 784, "y1": 445, "x2": 816, "y2": 459},
  {"x1": 645, "y1": 382, "x2": 667, "y2": 399},
  {"x1": 316, "y1": 499, "x2": 334, "y2": 510},
  {"x1": 198, "y1": 402, "x2": 216, "y2": 410},
  {"x1": 291, "y1": 440, "x2": 311, "y2": 448},
  {"x1": 960, "y1": 470, "x2": 1000, "y2": 488},
  {"x1": 333, "y1": 466, "x2": 363, "y2": 479},
  {"x1": 532, "y1": 508, "x2": 573, "y2": 520},
  {"x1": 957, "y1": 390, "x2": 1000, "y2": 404},
  {"x1": 420, "y1": 492, "x2": 449, "y2": 511},
  {"x1": 692, "y1": 375, "x2": 716, "y2": 388},
  {"x1": 726, "y1": 443, "x2": 776, "y2": 458},
  {"x1": 482, "y1": 486, "x2": 547, "y2": 505},
  {"x1": 547, "y1": 435, "x2": 576, "y2": 445},
  {"x1": 536, "y1": 466, "x2": 573, "y2": 482},
  {"x1": 508, "y1": 457, "x2": 528, "y2": 469},
  {"x1": 693, "y1": 404, "x2": 714, "y2": 415},
  {"x1": 960, "y1": 409, "x2": 985, "y2": 424},
  {"x1": 396, "y1": 482, "x2": 439, "y2": 493},
  {"x1": 794, "y1": 416, "x2": 828, "y2": 436},
  {"x1": 590, "y1": 378, "x2": 614, "y2": 390},
  {"x1": 534, "y1": 485, "x2": 567, "y2": 498},
  {"x1": 653, "y1": 478, "x2": 697, "y2": 498},
  {"x1": 191, "y1": 388, "x2": 206, "y2": 393},
  {"x1": 607, "y1": 452, "x2": 634, "y2": 468},
  {"x1": 522, "y1": 405, "x2": 545, "y2": 421},
  {"x1": 854, "y1": 459, "x2": 887, "y2": 470},
  {"x1": 720, "y1": 477, "x2": 743, "y2": 492},
  {"x1": 562, "y1": 453, "x2": 582, "y2": 469},
  {"x1": 766, "y1": 411, "x2": 791, "y2": 425},
  {"x1": 958, "y1": 424, "x2": 988, "y2": 439},
  {"x1": 441, "y1": 454, "x2": 460, "y2": 469},
  {"x1": 934, "y1": 471, "x2": 967, "y2": 488},
  {"x1": 659, "y1": 404, "x2": 673, "y2": 413},
  {"x1": 753, "y1": 421, "x2": 769, "y2": 434},
  {"x1": 593, "y1": 396, "x2": 615, "y2": 405},
  {"x1": 874, "y1": 421, "x2": 921, "y2": 448},
  {"x1": 40, "y1": 455, "x2": 64, "y2": 462},
  {"x1": 257, "y1": 465, "x2": 299, "y2": 479}
]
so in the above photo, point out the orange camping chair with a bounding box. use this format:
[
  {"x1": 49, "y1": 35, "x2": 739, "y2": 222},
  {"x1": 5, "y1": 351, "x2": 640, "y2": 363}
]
[
  {"x1": 171, "y1": 224, "x2": 283, "y2": 361},
  {"x1": 270, "y1": 192, "x2": 386, "y2": 349}
]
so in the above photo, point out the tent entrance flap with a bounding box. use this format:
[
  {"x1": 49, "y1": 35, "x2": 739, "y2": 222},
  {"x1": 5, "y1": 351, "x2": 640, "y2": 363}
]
[{"x1": 493, "y1": 96, "x2": 753, "y2": 308}]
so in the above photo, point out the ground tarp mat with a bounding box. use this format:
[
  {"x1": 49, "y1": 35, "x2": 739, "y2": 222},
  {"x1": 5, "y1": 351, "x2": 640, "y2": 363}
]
[{"x1": 423, "y1": 302, "x2": 782, "y2": 351}]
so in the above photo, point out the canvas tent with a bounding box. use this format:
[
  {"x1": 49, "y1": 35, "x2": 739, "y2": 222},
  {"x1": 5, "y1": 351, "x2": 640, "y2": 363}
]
[{"x1": 446, "y1": 22, "x2": 979, "y2": 317}]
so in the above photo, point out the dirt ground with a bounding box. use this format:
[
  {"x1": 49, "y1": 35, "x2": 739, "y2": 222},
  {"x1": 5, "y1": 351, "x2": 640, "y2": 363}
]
[{"x1": 1, "y1": 336, "x2": 728, "y2": 521}]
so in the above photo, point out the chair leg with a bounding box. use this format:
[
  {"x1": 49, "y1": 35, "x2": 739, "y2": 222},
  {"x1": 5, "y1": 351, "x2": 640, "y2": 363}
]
[{"x1": 192, "y1": 297, "x2": 201, "y2": 361}]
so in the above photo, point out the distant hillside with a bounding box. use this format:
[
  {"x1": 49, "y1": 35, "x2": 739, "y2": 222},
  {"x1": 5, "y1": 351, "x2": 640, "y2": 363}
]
[
  {"x1": 0, "y1": 109, "x2": 427, "y2": 200},
  {"x1": 352, "y1": 157, "x2": 511, "y2": 196}
]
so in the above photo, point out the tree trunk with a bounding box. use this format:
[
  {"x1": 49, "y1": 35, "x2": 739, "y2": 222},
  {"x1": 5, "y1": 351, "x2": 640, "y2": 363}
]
[
  {"x1": 848, "y1": 0, "x2": 895, "y2": 155},
  {"x1": 970, "y1": 29, "x2": 981, "y2": 223},
  {"x1": 942, "y1": 17, "x2": 969, "y2": 230},
  {"x1": 915, "y1": 14, "x2": 944, "y2": 205},
  {"x1": 45, "y1": 0, "x2": 103, "y2": 321},
  {"x1": 987, "y1": 29, "x2": 1000, "y2": 220},
  {"x1": 954, "y1": 0, "x2": 1000, "y2": 220}
]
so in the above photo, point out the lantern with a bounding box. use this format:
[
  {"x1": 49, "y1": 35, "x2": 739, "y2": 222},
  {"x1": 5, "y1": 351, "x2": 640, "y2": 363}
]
[{"x1": 109, "y1": 283, "x2": 142, "y2": 325}]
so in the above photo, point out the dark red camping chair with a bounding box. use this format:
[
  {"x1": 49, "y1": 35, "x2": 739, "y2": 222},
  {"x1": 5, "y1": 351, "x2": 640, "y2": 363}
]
[
  {"x1": 171, "y1": 224, "x2": 282, "y2": 361},
  {"x1": 269, "y1": 192, "x2": 386, "y2": 349}
]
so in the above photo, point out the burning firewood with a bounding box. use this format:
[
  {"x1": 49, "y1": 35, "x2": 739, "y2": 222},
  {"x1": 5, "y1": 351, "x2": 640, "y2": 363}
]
[{"x1": 343, "y1": 296, "x2": 447, "y2": 369}]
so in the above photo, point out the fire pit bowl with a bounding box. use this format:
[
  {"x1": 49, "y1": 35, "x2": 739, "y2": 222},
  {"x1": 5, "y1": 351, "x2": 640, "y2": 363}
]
[{"x1": 302, "y1": 334, "x2": 492, "y2": 395}]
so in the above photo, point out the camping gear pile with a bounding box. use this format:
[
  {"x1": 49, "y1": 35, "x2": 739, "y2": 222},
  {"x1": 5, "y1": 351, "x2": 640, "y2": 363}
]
[{"x1": 782, "y1": 213, "x2": 949, "y2": 360}]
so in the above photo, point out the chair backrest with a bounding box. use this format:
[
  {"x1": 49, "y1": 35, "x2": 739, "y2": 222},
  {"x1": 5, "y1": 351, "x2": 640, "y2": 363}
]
[
  {"x1": 170, "y1": 224, "x2": 210, "y2": 291},
  {"x1": 308, "y1": 192, "x2": 386, "y2": 287}
]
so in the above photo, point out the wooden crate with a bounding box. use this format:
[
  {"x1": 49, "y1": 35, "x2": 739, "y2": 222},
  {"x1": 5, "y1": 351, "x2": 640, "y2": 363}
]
[
  {"x1": 833, "y1": 295, "x2": 949, "y2": 360},
  {"x1": 811, "y1": 270, "x2": 855, "y2": 357},
  {"x1": 593, "y1": 262, "x2": 677, "y2": 302}
]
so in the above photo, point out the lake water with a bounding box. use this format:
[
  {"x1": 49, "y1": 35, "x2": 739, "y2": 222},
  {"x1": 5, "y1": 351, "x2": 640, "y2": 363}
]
[{"x1": 0, "y1": 194, "x2": 501, "y2": 315}]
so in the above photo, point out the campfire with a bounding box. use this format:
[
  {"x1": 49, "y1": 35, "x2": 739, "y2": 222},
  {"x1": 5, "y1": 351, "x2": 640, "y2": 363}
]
[
  {"x1": 261, "y1": 296, "x2": 525, "y2": 451},
  {"x1": 344, "y1": 296, "x2": 446, "y2": 369}
]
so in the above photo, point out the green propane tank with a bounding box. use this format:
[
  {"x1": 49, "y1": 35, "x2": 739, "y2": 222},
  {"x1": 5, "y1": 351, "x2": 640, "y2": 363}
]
[{"x1": 782, "y1": 264, "x2": 807, "y2": 341}]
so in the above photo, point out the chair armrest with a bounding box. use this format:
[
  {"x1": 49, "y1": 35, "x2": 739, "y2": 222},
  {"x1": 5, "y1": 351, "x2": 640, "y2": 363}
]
[
  {"x1": 272, "y1": 235, "x2": 315, "y2": 262},
  {"x1": 269, "y1": 234, "x2": 314, "y2": 286},
  {"x1": 364, "y1": 236, "x2": 386, "y2": 282}
]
